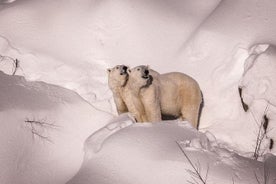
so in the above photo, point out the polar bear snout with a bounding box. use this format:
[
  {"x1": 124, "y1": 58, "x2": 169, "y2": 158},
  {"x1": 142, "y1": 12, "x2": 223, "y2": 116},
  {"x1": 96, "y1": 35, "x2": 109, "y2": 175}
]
[
  {"x1": 120, "y1": 65, "x2": 128, "y2": 75},
  {"x1": 142, "y1": 69, "x2": 150, "y2": 79},
  {"x1": 123, "y1": 65, "x2": 128, "y2": 71},
  {"x1": 144, "y1": 69, "x2": 149, "y2": 75}
]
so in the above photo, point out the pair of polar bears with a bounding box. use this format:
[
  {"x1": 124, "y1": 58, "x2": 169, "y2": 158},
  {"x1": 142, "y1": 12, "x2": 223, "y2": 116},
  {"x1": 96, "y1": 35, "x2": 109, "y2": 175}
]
[{"x1": 107, "y1": 65, "x2": 203, "y2": 129}]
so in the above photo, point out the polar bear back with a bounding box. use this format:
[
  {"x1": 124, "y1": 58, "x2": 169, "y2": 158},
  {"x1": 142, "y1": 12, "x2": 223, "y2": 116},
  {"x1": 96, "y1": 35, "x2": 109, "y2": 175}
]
[{"x1": 158, "y1": 72, "x2": 201, "y2": 118}]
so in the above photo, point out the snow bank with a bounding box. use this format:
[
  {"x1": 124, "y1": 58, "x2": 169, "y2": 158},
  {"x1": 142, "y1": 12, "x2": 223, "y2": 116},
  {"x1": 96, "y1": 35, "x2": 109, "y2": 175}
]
[
  {"x1": 174, "y1": 0, "x2": 276, "y2": 154},
  {"x1": 0, "y1": 71, "x2": 113, "y2": 184},
  {"x1": 1, "y1": 0, "x2": 275, "y2": 155},
  {"x1": 68, "y1": 120, "x2": 276, "y2": 184},
  {"x1": 0, "y1": 0, "x2": 220, "y2": 112},
  {"x1": 0, "y1": 0, "x2": 276, "y2": 183}
]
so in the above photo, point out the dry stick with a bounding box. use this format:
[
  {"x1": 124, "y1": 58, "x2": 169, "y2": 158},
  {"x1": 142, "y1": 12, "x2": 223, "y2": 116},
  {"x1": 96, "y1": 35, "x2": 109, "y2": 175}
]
[
  {"x1": 28, "y1": 121, "x2": 53, "y2": 143},
  {"x1": 25, "y1": 119, "x2": 59, "y2": 143},
  {"x1": 269, "y1": 139, "x2": 274, "y2": 150},
  {"x1": 25, "y1": 119, "x2": 59, "y2": 129},
  {"x1": 176, "y1": 142, "x2": 207, "y2": 184},
  {"x1": 12, "y1": 59, "x2": 19, "y2": 75},
  {"x1": 250, "y1": 104, "x2": 269, "y2": 160}
]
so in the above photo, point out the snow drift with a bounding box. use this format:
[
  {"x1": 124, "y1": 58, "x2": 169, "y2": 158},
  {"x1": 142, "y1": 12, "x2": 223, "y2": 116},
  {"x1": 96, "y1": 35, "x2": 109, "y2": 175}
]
[
  {"x1": 0, "y1": 0, "x2": 276, "y2": 183},
  {"x1": 0, "y1": 71, "x2": 113, "y2": 184},
  {"x1": 68, "y1": 120, "x2": 276, "y2": 184}
]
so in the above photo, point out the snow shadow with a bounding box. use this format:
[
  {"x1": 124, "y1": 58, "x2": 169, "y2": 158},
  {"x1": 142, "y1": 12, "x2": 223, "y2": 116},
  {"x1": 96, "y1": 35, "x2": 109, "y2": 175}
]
[{"x1": 0, "y1": 71, "x2": 80, "y2": 111}]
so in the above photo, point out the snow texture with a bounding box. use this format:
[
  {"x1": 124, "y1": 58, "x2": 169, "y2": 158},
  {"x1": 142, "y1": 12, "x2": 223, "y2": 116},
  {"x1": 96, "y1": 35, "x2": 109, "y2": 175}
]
[
  {"x1": 0, "y1": 0, "x2": 276, "y2": 183},
  {"x1": 0, "y1": 71, "x2": 113, "y2": 184},
  {"x1": 68, "y1": 120, "x2": 276, "y2": 184}
]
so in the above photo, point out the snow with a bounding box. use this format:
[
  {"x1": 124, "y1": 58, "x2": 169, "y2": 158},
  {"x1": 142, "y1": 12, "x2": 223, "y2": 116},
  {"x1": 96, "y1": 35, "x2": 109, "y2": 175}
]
[
  {"x1": 68, "y1": 120, "x2": 276, "y2": 184},
  {"x1": 0, "y1": 0, "x2": 276, "y2": 183},
  {"x1": 0, "y1": 71, "x2": 113, "y2": 184}
]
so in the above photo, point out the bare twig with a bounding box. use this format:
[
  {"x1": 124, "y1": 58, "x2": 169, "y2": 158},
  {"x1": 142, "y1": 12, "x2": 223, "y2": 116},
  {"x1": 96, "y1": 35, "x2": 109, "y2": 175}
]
[
  {"x1": 238, "y1": 87, "x2": 249, "y2": 112},
  {"x1": 250, "y1": 104, "x2": 269, "y2": 160},
  {"x1": 12, "y1": 58, "x2": 19, "y2": 75},
  {"x1": 25, "y1": 118, "x2": 59, "y2": 129},
  {"x1": 25, "y1": 118, "x2": 59, "y2": 143},
  {"x1": 269, "y1": 139, "x2": 274, "y2": 150},
  {"x1": 177, "y1": 141, "x2": 208, "y2": 184}
]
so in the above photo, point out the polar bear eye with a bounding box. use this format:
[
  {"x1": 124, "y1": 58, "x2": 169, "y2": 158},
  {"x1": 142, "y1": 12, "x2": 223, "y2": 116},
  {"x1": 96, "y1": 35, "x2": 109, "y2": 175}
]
[
  {"x1": 137, "y1": 68, "x2": 140, "y2": 71},
  {"x1": 116, "y1": 66, "x2": 119, "y2": 69}
]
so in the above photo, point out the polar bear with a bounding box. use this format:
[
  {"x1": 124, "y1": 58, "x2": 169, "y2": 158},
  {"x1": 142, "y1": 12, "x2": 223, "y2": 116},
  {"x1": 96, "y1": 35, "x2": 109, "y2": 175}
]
[
  {"x1": 107, "y1": 64, "x2": 159, "y2": 122},
  {"x1": 158, "y1": 72, "x2": 202, "y2": 128},
  {"x1": 128, "y1": 65, "x2": 203, "y2": 128},
  {"x1": 124, "y1": 65, "x2": 162, "y2": 122},
  {"x1": 107, "y1": 65, "x2": 129, "y2": 114}
]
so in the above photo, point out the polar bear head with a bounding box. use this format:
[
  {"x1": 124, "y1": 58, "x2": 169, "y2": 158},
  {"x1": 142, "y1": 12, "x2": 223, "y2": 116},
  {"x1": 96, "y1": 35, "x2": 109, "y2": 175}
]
[
  {"x1": 107, "y1": 65, "x2": 129, "y2": 90},
  {"x1": 128, "y1": 65, "x2": 153, "y2": 89}
]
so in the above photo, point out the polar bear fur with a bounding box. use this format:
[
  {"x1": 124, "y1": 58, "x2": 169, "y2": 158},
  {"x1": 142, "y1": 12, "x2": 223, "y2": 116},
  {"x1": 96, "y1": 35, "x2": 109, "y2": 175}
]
[
  {"x1": 158, "y1": 72, "x2": 202, "y2": 128},
  {"x1": 128, "y1": 65, "x2": 202, "y2": 128},
  {"x1": 123, "y1": 65, "x2": 162, "y2": 122},
  {"x1": 107, "y1": 65, "x2": 129, "y2": 114},
  {"x1": 107, "y1": 65, "x2": 158, "y2": 122}
]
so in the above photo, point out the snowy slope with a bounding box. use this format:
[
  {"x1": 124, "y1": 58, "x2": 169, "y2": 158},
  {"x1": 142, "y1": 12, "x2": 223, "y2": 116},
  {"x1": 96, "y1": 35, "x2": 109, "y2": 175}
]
[
  {"x1": 0, "y1": 0, "x2": 220, "y2": 112},
  {"x1": 0, "y1": 1, "x2": 275, "y2": 154},
  {"x1": 0, "y1": 0, "x2": 276, "y2": 184},
  {"x1": 68, "y1": 120, "x2": 276, "y2": 184},
  {"x1": 0, "y1": 71, "x2": 113, "y2": 184},
  {"x1": 173, "y1": 0, "x2": 276, "y2": 154}
]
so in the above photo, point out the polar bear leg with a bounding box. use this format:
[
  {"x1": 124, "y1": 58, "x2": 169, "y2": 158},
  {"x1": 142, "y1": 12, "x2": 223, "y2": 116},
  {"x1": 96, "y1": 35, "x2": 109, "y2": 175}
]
[
  {"x1": 140, "y1": 86, "x2": 162, "y2": 122},
  {"x1": 181, "y1": 104, "x2": 199, "y2": 128},
  {"x1": 113, "y1": 94, "x2": 128, "y2": 114},
  {"x1": 124, "y1": 93, "x2": 147, "y2": 122}
]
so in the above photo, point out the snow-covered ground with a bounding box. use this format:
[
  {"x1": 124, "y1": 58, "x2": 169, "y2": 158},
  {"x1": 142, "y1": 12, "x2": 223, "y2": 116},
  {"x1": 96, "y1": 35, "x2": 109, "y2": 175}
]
[
  {"x1": 68, "y1": 120, "x2": 276, "y2": 184},
  {"x1": 0, "y1": 0, "x2": 276, "y2": 183},
  {"x1": 0, "y1": 71, "x2": 113, "y2": 184}
]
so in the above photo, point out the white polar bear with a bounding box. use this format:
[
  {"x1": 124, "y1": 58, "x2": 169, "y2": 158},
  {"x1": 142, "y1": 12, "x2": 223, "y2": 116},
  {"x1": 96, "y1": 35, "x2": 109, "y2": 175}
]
[
  {"x1": 107, "y1": 65, "x2": 157, "y2": 122},
  {"x1": 128, "y1": 65, "x2": 203, "y2": 128},
  {"x1": 124, "y1": 65, "x2": 162, "y2": 122},
  {"x1": 158, "y1": 72, "x2": 202, "y2": 128},
  {"x1": 107, "y1": 65, "x2": 129, "y2": 114}
]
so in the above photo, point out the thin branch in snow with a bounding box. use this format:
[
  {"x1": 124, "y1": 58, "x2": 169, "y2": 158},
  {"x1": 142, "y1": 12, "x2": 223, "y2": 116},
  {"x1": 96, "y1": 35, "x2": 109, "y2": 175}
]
[
  {"x1": 25, "y1": 118, "x2": 59, "y2": 129},
  {"x1": 25, "y1": 118, "x2": 59, "y2": 143},
  {"x1": 251, "y1": 104, "x2": 270, "y2": 160},
  {"x1": 238, "y1": 87, "x2": 249, "y2": 112},
  {"x1": 176, "y1": 141, "x2": 209, "y2": 184},
  {"x1": 269, "y1": 139, "x2": 274, "y2": 150},
  {"x1": 12, "y1": 58, "x2": 19, "y2": 75},
  {"x1": 263, "y1": 114, "x2": 269, "y2": 134}
]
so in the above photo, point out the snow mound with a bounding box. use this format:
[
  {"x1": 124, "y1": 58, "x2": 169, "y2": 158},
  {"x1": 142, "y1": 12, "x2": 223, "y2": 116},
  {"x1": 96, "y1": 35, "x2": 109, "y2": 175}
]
[
  {"x1": 68, "y1": 121, "x2": 276, "y2": 184},
  {"x1": 0, "y1": 0, "x2": 276, "y2": 183},
  {"x1": 0, "y1": 72, "x2": 113, "y2": 184}
]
